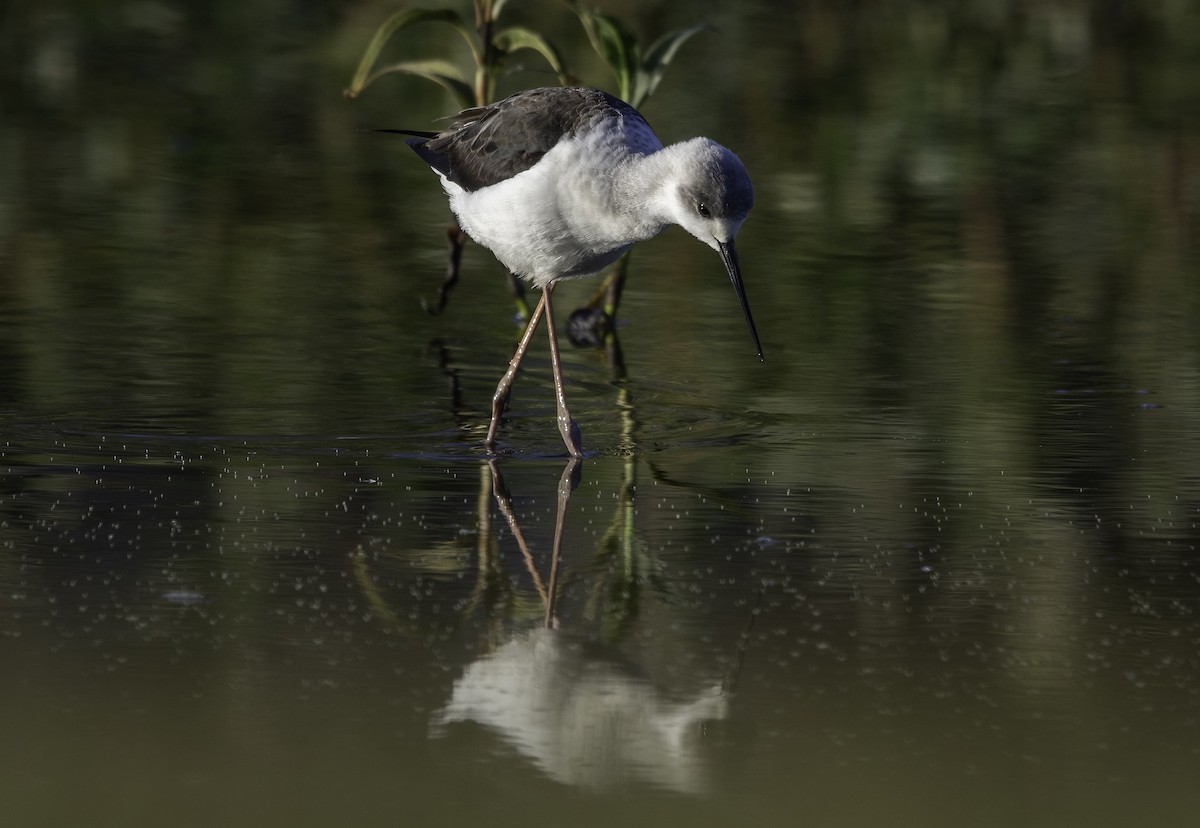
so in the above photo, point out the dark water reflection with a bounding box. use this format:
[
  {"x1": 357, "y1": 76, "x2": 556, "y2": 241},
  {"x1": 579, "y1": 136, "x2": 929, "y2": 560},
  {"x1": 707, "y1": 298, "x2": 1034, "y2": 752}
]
[{"x1": 3, "y1": 0, "x2": 1200, "y2": 825}]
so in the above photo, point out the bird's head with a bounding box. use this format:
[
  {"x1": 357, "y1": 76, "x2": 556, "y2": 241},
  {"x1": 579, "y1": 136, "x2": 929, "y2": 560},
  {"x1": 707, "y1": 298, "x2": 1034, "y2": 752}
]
[
  {"x1": 666, "y1": 139, "x2": 762, "y2": 361},
  {"x1": 668, "y1": 139, "x2": 754, "y2": 252}
]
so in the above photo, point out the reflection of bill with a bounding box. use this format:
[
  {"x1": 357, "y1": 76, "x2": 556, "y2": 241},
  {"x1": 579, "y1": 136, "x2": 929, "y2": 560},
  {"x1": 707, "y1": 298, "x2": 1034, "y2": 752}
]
[{"x1": 433, "y1": 629, "x2": 728, "y2": 794}]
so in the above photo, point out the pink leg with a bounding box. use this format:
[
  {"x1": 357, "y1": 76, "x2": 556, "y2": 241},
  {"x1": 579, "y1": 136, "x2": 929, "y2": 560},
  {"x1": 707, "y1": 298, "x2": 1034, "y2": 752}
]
[
  {"x1": 485, "y1": 292, "x2": 547, "y2": 453},
  {"x1": 543, "y1": 282, "x2": 583, "y2": 457}
]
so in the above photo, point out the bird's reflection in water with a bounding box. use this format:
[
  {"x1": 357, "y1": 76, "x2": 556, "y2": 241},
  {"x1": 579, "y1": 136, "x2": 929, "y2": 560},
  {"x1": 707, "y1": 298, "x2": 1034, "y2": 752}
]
[
  {"x1": 435, "y1": 628, "x2": 727, "y2": 794},
  {"x1": 432, "y1": 458, "x2": 729, "y2": 794}
]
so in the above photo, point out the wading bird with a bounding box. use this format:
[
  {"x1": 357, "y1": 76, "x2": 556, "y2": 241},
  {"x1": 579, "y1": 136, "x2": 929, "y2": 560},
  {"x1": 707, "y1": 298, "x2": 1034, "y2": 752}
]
[{"x1": 386, "y1": 86, "x2": 762, "y2": 456}]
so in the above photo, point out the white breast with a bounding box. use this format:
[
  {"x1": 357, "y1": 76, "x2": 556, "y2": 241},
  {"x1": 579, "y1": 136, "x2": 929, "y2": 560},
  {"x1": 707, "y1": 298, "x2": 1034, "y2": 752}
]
[{"x1": 444, "y1": 116, "x2": 668, "y2": 287}]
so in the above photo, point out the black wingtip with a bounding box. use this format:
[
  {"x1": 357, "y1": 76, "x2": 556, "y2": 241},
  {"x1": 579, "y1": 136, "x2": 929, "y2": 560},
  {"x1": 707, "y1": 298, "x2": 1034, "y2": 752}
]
[
  {"x1": 372, "y1": 129, "x2": 451, "y2": 177},
  {"x1": 372, "y1": 128, "x2": 437, "y2": 139}
]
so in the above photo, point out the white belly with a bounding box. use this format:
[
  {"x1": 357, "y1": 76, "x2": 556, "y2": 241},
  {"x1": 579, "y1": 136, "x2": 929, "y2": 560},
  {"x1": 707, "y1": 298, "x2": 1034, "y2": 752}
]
[{"x1": 441, "y1": 131, "x2": 665, "y2": 286}]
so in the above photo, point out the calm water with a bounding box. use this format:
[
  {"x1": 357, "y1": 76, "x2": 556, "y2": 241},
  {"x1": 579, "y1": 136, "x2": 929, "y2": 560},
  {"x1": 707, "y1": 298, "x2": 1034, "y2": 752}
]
[{"x1": 3, "y1": 2, "x2": 1200, "y2": 826}]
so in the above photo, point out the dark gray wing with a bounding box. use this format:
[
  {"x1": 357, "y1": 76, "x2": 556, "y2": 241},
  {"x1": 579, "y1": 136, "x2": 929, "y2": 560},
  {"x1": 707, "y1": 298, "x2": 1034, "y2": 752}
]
[{"x1": 406, "y1": 88, "x2": 640, "y2": 192}]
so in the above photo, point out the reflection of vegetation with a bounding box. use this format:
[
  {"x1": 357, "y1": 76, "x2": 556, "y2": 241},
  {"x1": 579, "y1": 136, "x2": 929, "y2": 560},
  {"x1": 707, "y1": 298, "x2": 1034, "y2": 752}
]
[
  {"x1": 348, "y1": 452, "x2": 661, "y2": 648},
  {"x1": 348, "y1": 459, "x2": 585, "y2": 643},
  {"x1": 578, "y1": 458, "x2": 650, "y2": 644},
  {"x1": 575, "y1": 385, "x2": 653, "y2": 644}
]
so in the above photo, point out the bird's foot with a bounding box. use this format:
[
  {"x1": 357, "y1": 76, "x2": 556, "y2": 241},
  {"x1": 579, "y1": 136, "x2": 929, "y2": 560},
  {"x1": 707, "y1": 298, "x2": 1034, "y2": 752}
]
[{"x1": 558, "y1": 414, "x2": 583, "y2": 458}]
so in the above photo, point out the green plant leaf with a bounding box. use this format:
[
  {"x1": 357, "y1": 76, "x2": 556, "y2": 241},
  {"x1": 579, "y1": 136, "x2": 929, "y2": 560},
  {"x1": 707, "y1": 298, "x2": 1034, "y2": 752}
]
[
  {"x1": 357, "y1": 59, "x2": 474, "y2": 109},
  {"x1": 568, "y1": 4, "x2": 639, "y2": 100},
  {"x1": 493, "y1": 26, "x2": 572, "y2": 86},
  {"x1": 344, "y1": 8, "x2": 475, "y2": 99},
  {"x1": 632, "y1": 24, "x2": 705, "y2": 107}
]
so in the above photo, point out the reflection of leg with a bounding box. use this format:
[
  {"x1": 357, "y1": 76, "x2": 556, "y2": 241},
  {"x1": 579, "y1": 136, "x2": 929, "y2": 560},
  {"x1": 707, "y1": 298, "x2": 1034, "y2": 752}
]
[
  {"x1": 486, "y1": 292, "x2": 547, "y2": 452},
  {"x1": 543, "y1": 282, "x2": 583, "y2": 457},
  {"x1": 487, "y1": 460, "x2": 549, "y2": 607},
  {"x1": 545, "y1": 456, "x2": 583, "y2": 629}
]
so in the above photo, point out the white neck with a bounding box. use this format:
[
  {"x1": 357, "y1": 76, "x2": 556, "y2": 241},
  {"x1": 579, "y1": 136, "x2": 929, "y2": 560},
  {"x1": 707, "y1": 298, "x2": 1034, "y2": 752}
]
[{"x1": 609, "y1": 140, "x2": 703, "y2": 242}]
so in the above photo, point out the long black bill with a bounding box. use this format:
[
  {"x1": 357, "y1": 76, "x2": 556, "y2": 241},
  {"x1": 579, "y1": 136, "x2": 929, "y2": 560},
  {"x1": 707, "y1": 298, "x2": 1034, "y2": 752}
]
[{"x1": 718, "y1": 240, "x2": 764, "y2": 362}]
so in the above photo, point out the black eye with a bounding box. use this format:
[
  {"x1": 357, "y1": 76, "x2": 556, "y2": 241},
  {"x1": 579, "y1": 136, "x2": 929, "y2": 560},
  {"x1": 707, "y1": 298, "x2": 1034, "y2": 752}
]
[{"x1": 697, "y1": 202, "x2": 711, "y2": 218}]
